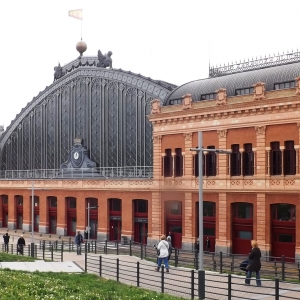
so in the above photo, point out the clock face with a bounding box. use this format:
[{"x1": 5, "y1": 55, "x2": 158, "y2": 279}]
[{"x1": 73, "y1": 152, "x2": 79, "y2": 160}]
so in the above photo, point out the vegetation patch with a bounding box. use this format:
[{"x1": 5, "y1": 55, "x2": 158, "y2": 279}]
[
  {"x1": 0, "y1": 252, "x2": 36, "y2": 262},
  {"x1": 0, "y1": 270, "x2": 185, "y2": 300}
]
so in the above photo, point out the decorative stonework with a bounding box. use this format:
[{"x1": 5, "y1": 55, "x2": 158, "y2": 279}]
[
  {"x1": 105, "y1": 181, "x2": 124, "y2": 185},
  {"x1": 82, "y1": 181, "x2": 99, "y2": 186},
  {"x1": 231, "y1": 180, "x2": 240, "y2": 185},
  {"x1": 182, "y1": 94, "x2": 192, "y2": 110},
  {"x1": 207, "y1": 180, "x2": 215, "y2": 186},
  {"x1": 270, "y1": 180, "x2": 280, "y2": 186},
  {"x1": 296, "y1": 77, "x2": 300, "y2": 95},
  {"x1": 164, "y1": 180, "x2": 173, "y2": 186},
  {"x1": 151, "y1": 99, "x2": 161, "y2": 114},
  {"x1": 255, "y1": 126, "x2": 266, "y2": 135},
  {"x1": 184, "y1": 132, "x2": 193, "y2": 141},
  {"x1": 217, "y1": 129, "x2": 227, "y2": 138},
  {"x1": 63, "y1": 181, "x2": 78, "y2": 185},
  {"x1": 215, "y1": 88, "x2": 227, "y2": 105},
  {"x1": 44, "y1": 180, "x2": 59, "y2": 185},
  {"x1": 12, "y1": 181, "x2": 24, "y2": 185},
  {"x1": 253, "y1": 82, "x2": 266, "y2": 100},
  {"x1": 244, "y1": 180, "x2": 253, "y2": 185},
  {"x1": 284, "y1": 179, "x2": 295, "y2": 186},
  {"x1": 175, "y1": 180, "x2": 182, "y2": 185},
  {"x1": 152, "y1": 135, "x2": 162, "y2": 144},
  {"x1": 129, "y1": 181, "x2": 153, "y2": 185}
]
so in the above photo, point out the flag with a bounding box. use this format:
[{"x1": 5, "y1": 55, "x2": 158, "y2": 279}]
[{"x1": 68, "y1": 9, "x2": 82, "y2": 20}]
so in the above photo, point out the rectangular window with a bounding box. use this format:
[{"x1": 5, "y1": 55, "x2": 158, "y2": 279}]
[
  {"x1": 272, "y1": 204, "x2": 296, "y2": 221},
  {"x1": 68, "y1": 198, "x2": 76, "y2": 209},
  {"x1": 203, "y1": 201, "x2": 216, "y2": 217},
  {"x1": 206, "y1": 146, "x2": 216, "y2": 176},
  {"x1": 236, "y1": 231, "x2": 252, "y2": 240},
  {"x1": 168, "y1": 201, "x2": 182, "y2": 215},
  {"x1": 243, "y1": 143, "x2": 254, "y2": 176},
  {"x1": 2, "y1": 195, "x2": 8, "y2": 205},
  {"x1": 233, "y1": 203, "x2": 253, "y2": 219},
  {"x1": 235, "y1": 87, "x2": 254, "y2": 95},
  {"x1": 169, "y1": 98, "x2": 182, "y2": 105},
  {"x1": 203, "y1": 228, "x2": 215, "y2": 236},
  {"x1": 284, "y1": 141, "x2": 296, "y2": 175},
  {"x1": 231, "y1": 144, "x2": 241, "y2": 176},
  {"x1": 274, "y1": 81, "x2": 295, "y2": 90},
  {"x1": 109, "y1": 199, "x2": 121, "y2": 212},
  {"x1": 16, "y1": 196, "x2": 23, "y2": 206},
  {"x1": 200, "y1": 93, "x2": 216, "y2": 100},
  {"x1": 49, "y1": 197, "x2": 57, "y2": 208},
  {"x1": 278, "y1": 234, "x2": 294, "y2": 243},
  {"x1": 174, "y1": 148, "x2": 183, "y2": 177},
  {"x1": 134, "y1": 200, "x2": 148, "y2": 213},
  {"x1": 270, "y1": 142, "x2": 281, "y2": 175},
  {"x1": 163, "y1": 149, "x2": 173, "y2": 177}
]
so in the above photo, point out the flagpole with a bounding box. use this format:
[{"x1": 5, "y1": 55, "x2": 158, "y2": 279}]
[{"x1": 81, "y1": 8, "x2": 83, "y2": 40}]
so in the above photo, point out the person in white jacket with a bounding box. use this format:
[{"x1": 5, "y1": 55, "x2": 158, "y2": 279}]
[{"x1": 155, "y1": 235, "x2": 170, "y2": 272}]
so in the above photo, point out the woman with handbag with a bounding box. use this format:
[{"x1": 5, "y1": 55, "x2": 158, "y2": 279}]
[
  {"x1": 245, "y1": 240, "x2": 262, "y2": 286},
  {"x1": 155, "y1": 235, "x2": 170, "y2": 273}
]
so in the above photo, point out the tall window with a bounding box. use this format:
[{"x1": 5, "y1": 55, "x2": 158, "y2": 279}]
[
  {"x1": 163, "y1": 149, "x2": 172, "y2": 177},
  {"x1": 233, "y1": 203, "x2": 253, "y2": 219},
  {"x1": 134, "y1": 199, "x2": 148, "y2": 213},
  {"x1": 270, "y1": 142, "x2": 281, "y2": 175},
  {"x1": 109, "y1": 198, "x2": 121, "y2": 212},
  {"x1": 166, "y1": 201, "x2": 182, "y2": 215},
  {"x1": 284, "y1": 141, "x2": 296, "y2": 175},
  {"x1": 243, "y1": 143, "x2": 254, "y2": 176},
  {"x1": 206, "y1": 146, "x2": 216, "y2": 176},
  {"x1": 174, "y1": 148, "x2": 183, "y2": 177},
  {"x1": 203, "y1": 201, "x2": 216, "y2": 217},
  {"x1": 272, "y1": 204, "x2": 296, "y2": 221},
  {"x1": 231, "y1": 144, "x2": 241, "y2": 176}
]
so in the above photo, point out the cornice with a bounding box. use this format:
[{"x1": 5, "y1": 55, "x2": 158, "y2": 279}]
[{"x1": 150, "y1": 95, "x2": 300, "y2": 127}]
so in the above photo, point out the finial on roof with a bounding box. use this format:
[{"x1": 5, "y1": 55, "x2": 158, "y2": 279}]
[{"x1": 76, "y1": 40, "x2": 87, "y2": 58}]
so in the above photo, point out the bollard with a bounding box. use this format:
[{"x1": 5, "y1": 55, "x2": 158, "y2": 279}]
[
  {"x1": 140, "y1": 242, "x2": 143, "y2": 259},
  {"x1": 129, "y1": 240, "x2": 132, "y2": 256},
  {"x1": 228, "y1": 274, "x2": 232, "y2": 299},
  {"x1": 99, "y1": 256, "x2": 102, "y2": 277},
  {"x1": 198, "y1": 270, "x2": 205, "y2": 299},
  {"x1": 281, "y1": 255, "x2": 285, "y2": 281},
  {"x1": 117, "y1": 258, "x2": 119, "y2": 282},
  {"x1": 175, "y1": 248, "x2": 179, "y2": 267},
  {"x1": 61, "y1": 242, "x2": 64, "y2": 262},
  {"x1": 161, "y1": 265, "x2": 165, "y2": 294},
  {"x1": 191, "y1": 270, "x2": 195, "y2": 299},
  {"x1": 220, "y1": 251, "x2": 223, "y2": 274},
  {"x1": 137, "y1": 261, "x2": 140, "y2": 287}
]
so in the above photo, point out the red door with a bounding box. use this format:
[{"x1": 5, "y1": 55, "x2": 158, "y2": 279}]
[
  {"x1": 2, "y1": 206, "x2": 8, "y2": 227},
  {"x1": 167, "y1": 223, "x2": 182, "y2": 249},
  {"x1": 110, "y1": 220, "x2": 121, "y2": 241},
  {"x1": 67, "y1": 215, "x2": 76, "y2": 236},
  {"x1": 134, "y1": 222, "x2": 148, "y2": 244}
]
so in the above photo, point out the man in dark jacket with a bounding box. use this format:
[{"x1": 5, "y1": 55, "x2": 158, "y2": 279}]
[
  {"x1": 3, "y1": 233, "x2": 10, "y2": 252},
  {"x1": 17, "y1": 235, "x2": 26, "y2": 255},
  {"x1": 245, "y1": 240, "x2": 262, "y2": 286},
  {"x1": 75, "y1": 231, "x2": 84, "y2": 255}
]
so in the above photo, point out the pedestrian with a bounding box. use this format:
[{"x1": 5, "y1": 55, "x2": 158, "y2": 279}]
[
  {"x1": 166, "y1": 236, "x2": 173, "y2": 261},
  {"x1": 205, "y1": 237, "x2": 211, "y2": 253},
  {"x1": 245, "y1": 240, "x2": 262, "y2": 286},
  {"x1": 155, "y1": 235, "x2": 170, "y2": 273},
  {"x1": 17, "y1": 235, "x2": 26, "y2": 255},
  {"x1": 3, "y1": 233, "x2": 10, "y2": 252},
  {"x1": 195, "y1": 238, "x2": 199, "y2": 252},
  {"x1": 167, "y1": 231, "x2": 172, "y2": 241},
  {"x1": 75, "y1": 231, "x2": 84, "y2": 255}
]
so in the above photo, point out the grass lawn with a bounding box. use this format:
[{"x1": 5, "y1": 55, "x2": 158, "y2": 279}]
[
  {"x1": 0, "y1": 252, "x2": 36, "y2": 262},
  {"x1": 0, "y1": 270, "x2": 185, "y2": 300}
]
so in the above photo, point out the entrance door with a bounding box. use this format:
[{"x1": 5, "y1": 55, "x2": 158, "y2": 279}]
[
  {"x1": 2, "y1": 210, "x2": 8, "y2": 227},
  {"x1": 89, "y1": 218, "x2": 98, "y2": 239},
  {"x1": 67, "y1": 217, "x2": 76, "y2": 236},
  {"x1": 167, "y1": 223, "x2": 182, "y2": 249},
  {"x1": 134, "y1": 222, "x2": 148, "y2": 244},
  {"x1": 34, "y1": 214, "x2": 39, "y2": 232},
  {"x1": 110, "y1": 220, "x2": 121, "y2": 241},
  {"x1": 49, "y1": 215, "x2": 57, "y2": 234},
  {"x1": 17, "y1": 213, "x2": 23, "y2": 230}
]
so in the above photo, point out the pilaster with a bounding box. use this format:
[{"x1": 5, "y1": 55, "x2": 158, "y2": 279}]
[
  {"x1": 182, "y1": 192, "x2": 193, "y2": 250},
  {"x1": 256, "y1": 193, "x2": 270, "y2": 257},
  {"x1": 56, "y1": 195, "x2": 67, "y2": 236},
  {"x1": 8, "y1": 192, "x2": 16, "y2": 229},
  {"x1": 148, "y1": 191, "x2": 161, "y2": 246},
  {"x1": 121, "y1": 196, "x2": 133, "y2": 239},
  {"x1": 76, "y1": 192, "x2": 85, "y2": 232},
  {"x1": 39, "y1": 194, "x2": 48, "y2": 233},
  {"x1": 217, "y1": 130, "x2": 228, "y2": 177},
  {"x1": 22, "y1": 192, "x2": 31, "y2": 231},
  {"x1": 153, "y1": 135, "x2": 162, "y2": 179},
  {"x1": 296, "y1": 194, "x2": 300, "y2": 260},
  {"x1": 98, "y1": 196, "x2": 108, "y2": 241},
  {"x1": 255, "y1": 126, "x2": 267, "y2": 178},
  {"x1": 184, "y1": 133, "x2": 193, "y2": 177}
]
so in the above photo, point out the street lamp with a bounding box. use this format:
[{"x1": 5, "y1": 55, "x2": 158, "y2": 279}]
[
  {"x1": 191, "y1": 131, "x2": 231, "y2": 299},
  {"x1": 31, "y1": 180, "x2": 34, "y2": 257},
  {"x1": 86, "y1": 203, "x2": 99, "y2": 243}
]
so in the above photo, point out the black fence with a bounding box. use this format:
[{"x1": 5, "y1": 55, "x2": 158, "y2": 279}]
[{"x1": 85, "y1": 254, "x2": 300, "y2": 300}]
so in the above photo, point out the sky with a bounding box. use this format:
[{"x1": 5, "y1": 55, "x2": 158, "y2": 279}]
[{"x1": 0, "y1": 0, "x2": 300, "y2": 128}]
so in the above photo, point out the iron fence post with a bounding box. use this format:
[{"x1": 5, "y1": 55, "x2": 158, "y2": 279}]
[
  {"x1": 231, "y1": 255, "x2": 234, "y2": 273},
  {"x1": 195, "y1": 250, "x2": 198, "y2": 270},
  {"x1": 85, "y1": 243, "x2": 87, "y2": 272},
  {"x1": 117, "y1": 240, "x2": 119, "y2": 255},
  {"x1": 43, "y1": 241, "x2": 45, "y2": 260},
  {"x1": 144, "y1": 244, "x2": 147, "y2": 258},
  {"x1": 191, "y1": 270, "x2": 195, "y2": 299},
  {"x1": 140, "y1": 242, "x2": 143, "y2": 259},
  {"x1": 175, "y1": 248, "x2": 179, "y2": 267},
  {"x1": 51, "y1": 245, "x2": 53, "y2": 261},
  {"x1": 99, "y1": 256, "x2": 102, "y2": 277},
  {"x1": 69, "y1": 237, "x2": 71, "y2": 252},
  {"x1": 137, "y1": 261, "x2": 140, "y2": 287},
  {"x1": 117, "y1": 258, "x2": 119, "y2": 282},
  {"x1": 275, "y1": 277, "x2": 279, "y2": 300},
  {"x1": 281, "y1": 255, "x2": 285, "y2": 281},
  {"x1": 130, "y1": 240, "x2": 132, "y2": 256},
  {"x1": 228, "y1": 274, "x2": 231, "y2": 300},
  {"x1": 198, "y1": 270, "x2": 205, "y2": 299},
  {"x1": 94, "y1": 240, "x2": 97, "y2": 254},
  {"x1": 298, "y1": 262, "x2": 300, "y2": 280},
  {"x1": 105, "y1": 240, "x2": 107, "y2": 254},
  {"x1": 161, "y1": 265, "x2": 165, "y2": 294},
  {"x1": 220, "y1": 251, "x2": 223, "y2": 274},
  {"x1": 61, "y1": 242, "x2": 64, "y2": 262}
]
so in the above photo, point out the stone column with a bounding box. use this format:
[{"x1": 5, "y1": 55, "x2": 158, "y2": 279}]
[
  {"x1": 184, "y1": 133, "x2": 193, "y2": 177},
  {"x1": 76, "y1": 192, "x2": 86, "y2": 232},
  {"x1": 256, "y1": 193, "x2": 269, "y2": 256},
  {"x1": 148, "y1": 191, "x2": 161, "y2": 246},
  {"x1": 39, "y1": 194, "x2": 48, "y2": 234},
  {"x1": 217, "y1": 130, "x2": 228, "y2": 178},
  {"x1": 98, "y1": 196, "x2": 109, "y2": 241},
  {"x1": 215, "y1": 192, "x2": 230, "y2": 253},
  {"x1": 182, "y1": 192, "x2": 193, "y2": 250},
  {"x1": 255, "y1": 126, "x2": 267, "y2": 177},
  {"x1": 121, "y1": 196, "x2": 133, "y2": 241},
  {"x1": 22, "y1": 193, "x2": 31, "y2": 231},
  {"x1": 152, "y1": 135, "x2": 162, "y2": 179},
  {"x1": 56, "y1": 195, "x2": 67, "y2": 236},
  {"x1": 8, "y1": 192, "x2": 16, "y2": 229}
]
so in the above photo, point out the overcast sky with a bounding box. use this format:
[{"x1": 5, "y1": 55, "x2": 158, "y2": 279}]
[{"x1": 1, "y1": 0, "x2": 299, "y2": 128}]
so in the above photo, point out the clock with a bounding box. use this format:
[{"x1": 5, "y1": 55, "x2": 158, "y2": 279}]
[{"x1": 73, "y1": 151, "x2": 79, "y2": 160}]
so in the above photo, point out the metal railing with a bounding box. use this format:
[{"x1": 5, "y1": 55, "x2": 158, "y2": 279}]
[
  {"x1": 86, "y1": 253, "x2": 300, "y2": 300},
  {"x1": 0, "y1": 166, "x2": 153, "y2": 179}
]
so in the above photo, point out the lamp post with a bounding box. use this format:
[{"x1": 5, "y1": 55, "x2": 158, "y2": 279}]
[
  {"x1": 86, "y1": 203, "x2": 99, "y2": 243},
  {"x1": 191, "y1": 131, "x2": 231, "y2": 299},
  {"x1": 31, "y1": 180, "x2": 34, "y2": 257}
]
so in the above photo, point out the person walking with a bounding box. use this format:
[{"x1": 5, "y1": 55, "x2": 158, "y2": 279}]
[
  {"x1": 17, "y1": 235, "x2": 26, "y2": 255},
  {"x1": 205, "y1": 237, "x2": 211, "y2": 253},
  {"x1": 245, "y1": 240, "x2": 262, "y2": 286},
  {"x1": 166, "y1": 236, "x2": 173, "y2": 261},
  {"x1": 3, "y1": 233, "x2": 10, "y2": 252},
  {"x1": 155, "y1": 235, "x2": 170, "y2": 273},
  {"x1": 75, "y1": 231, "x2": 84, "y2": 255}
]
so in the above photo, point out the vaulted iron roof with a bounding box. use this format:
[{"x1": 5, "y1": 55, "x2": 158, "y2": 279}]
[{"x1": 165, "y1": 61, "x2": 300, "y2": 105}]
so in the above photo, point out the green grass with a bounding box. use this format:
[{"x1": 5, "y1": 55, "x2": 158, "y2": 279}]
[
  {"x1": 0, "y1": 270, "x2": 185, "y2": 300},
  {"x1": 0, "y1": 252, "x2": 36, "y2": 262}
]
